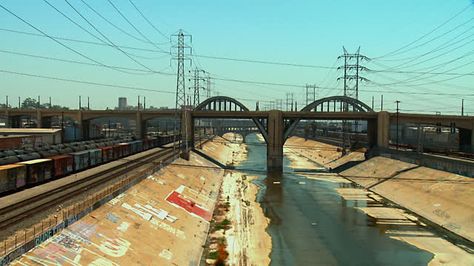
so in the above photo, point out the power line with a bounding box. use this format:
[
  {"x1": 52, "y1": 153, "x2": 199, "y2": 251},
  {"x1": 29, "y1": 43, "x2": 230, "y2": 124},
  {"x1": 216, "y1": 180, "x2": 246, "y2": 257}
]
[
  {"x1": 374, "y1": 22, "x2": 474, "y2": 63},
  {"x1": 0, "y1": 48, "x2": 164, "y2": 76},
  {"x1": 0, "y1": 26, "x2": 472, "y2": 77},
  {"x1": 105, "y1": 0, "x2": 167, "y2": 53},
  {"x1": 79, "y1": 0, "x2": 168, "y2": 47},
  {"x1": 0, "y1": 69, "x2": 175, "y2": 94},
  {"x1": 127, "y1": 0, "x2": 169, "y2": 40},
  {"x1": 0, "y1": 2, "x2": 141, "y2": 75},
  {"x1": 63, "y1": 0, "x2": 158, "y2": 72},
  {"x1": 374, "y1": 3, "x2": 472, "y2": 59}
]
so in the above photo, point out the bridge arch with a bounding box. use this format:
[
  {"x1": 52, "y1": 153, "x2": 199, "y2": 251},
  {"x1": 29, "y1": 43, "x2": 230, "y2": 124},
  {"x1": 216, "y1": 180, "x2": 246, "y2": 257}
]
[
  {"x1": 195, "y1": 96, "x2": 250, "y2": 112},
  {"x1": 284, "y1": 96, "x2": 374, "y2": 140},
  {"x1": 301, "y1": 96, "x2": 374, "y2": 113},
  {"x1": 194, "y1": 96, "x2": 269, "y2": 142}
]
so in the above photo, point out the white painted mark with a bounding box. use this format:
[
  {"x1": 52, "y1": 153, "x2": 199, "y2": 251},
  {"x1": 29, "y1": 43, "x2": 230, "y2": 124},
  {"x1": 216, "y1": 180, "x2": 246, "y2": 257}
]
[
  {"x1": 121, "y1": 203, "x2": 152, "y2": 221},
  {"x1": 117, "y1": 222, "x2": 130, "y2": 233},
  {"x1": 159, "y1": 249, "x2": 173, "y2": 260},
  {"x1": 88, "y1": 257, "x2": 118, "y2": 266},
  {"x1": 98, "y1": 238, "x2": 130, "y2": 257}
]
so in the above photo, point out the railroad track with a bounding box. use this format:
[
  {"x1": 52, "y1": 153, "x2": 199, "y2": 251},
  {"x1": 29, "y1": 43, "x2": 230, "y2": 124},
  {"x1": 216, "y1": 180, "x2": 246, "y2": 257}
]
[{"x1": 0, "y1": 147, "x2": 177, "y2": 231}]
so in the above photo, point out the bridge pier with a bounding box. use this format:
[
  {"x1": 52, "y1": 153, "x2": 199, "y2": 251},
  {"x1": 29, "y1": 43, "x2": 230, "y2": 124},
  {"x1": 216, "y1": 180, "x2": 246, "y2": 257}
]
[
  {"x1": 36, "y1": 111, "x2": 43, "y2": 128},
  {"x1": 81, "y1": 120, "x2": 90, "y2": 140},
  {"x1": 8, "y1": 116, "x2": 21, "y2": 128},
  {"x1": 377, "y1": 111, "x2": 390, "y2": 148},
  {"x1": 459, "y1": 128, "x2": 474, "y2": 153},
  {"x1": 181, "y1": 110, "x2": 194, "y2": 160},
  {"x1": 267, "y1": 110, "x2": 284, "y2": 173},
  {"x1": 367, "y1": 119, "x2": 377, "y2": 148},
  {"x1": 135, "y1": 112, "x2": 146, "y2": 139}
]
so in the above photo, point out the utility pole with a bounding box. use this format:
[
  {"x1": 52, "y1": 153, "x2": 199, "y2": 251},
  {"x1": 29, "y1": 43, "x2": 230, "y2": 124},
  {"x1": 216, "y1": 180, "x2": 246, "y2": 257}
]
[
  {"x1": 305, "y1": 84, "x2": 317, "y2": 105},
  {"x1": 371, "y1": 96, "x2": 374, "y2": 110},
  {"x1": 172, "y1": 29, "x2": 192, "y2": 152},
  {"x1": 79, "y1": 96, "x2": 82, "y2": 110},
  {"x1": 37, "y1": 96, "x2": 41, "y2": 109},
  {"x1": 18, "y1": 97, "x2": 20, "y2": 109},
  {"x1": 381, "y1": 95, "x2": 384, "y2": 111},
  {"x1": 286, "y1": 93, "x2": 294, "y2": 111},
  {"x1": 5, "y1": 96, "x2": 8, "y2": 109},
  {"x1": 461, "y1": 99, "x2": 464, "y2": 116},
  {"x1": 137, "y1": 96, "x2": 140, "y2": 111},
  {"x1": 337, "y1": 47, "x2": 369, "y2": 152},
  {"x1": 87, "y1": 97, "x2": 90, "y2": 110},
  {"x1": 275, "y1": 99, "x2": 283, "y2": 110},
  {"x1": 49, "y1": 97, "x2": 52, "y2": 108},
  {"x1": 395, "y1": 100, "x2": 401, "y2": 150},
  {"x1": 144, "y1": 97, "x2": 146, "y2": 110}
]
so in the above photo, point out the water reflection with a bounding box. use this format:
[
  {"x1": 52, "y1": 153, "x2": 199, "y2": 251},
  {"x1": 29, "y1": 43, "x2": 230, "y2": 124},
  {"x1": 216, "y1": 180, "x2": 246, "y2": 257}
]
[{"x1": 238, "y1": 134, "x2": 433, "y2": 266}]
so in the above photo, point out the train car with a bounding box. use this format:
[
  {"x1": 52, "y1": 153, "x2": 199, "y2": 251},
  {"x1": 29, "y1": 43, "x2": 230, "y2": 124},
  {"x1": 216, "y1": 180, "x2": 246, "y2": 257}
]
[
  {"x1": 89, "y1": 149, "x2": 102, "y2": 167},
  {"x1": 70, "y1": 150, "x2": 90, "y2": 172},
  {"x1": 0, "y1": 164, "x2": 26, "y2": 193},
  {"x1": 49, "y1": 154, "x2": 73, "y2": 178},
  {"x1": 101, "y1": 146, "x2": 114, "y2": 163},
  {"x1": 129, "y1": 140, "x2": 143, "y2": 154},
  {"x1": 112, "y1": 144, "x2": 122, "y2": 159},
  {"x1": 17, "y1": 159, "x2": 54, "y2": 185},
  {"x1": 119, "y1": 143, "x2": 131, "y2": 157},
  {"x1": 17, "y1": 152, "x2": 41, "y2": 162},
  {"x1": 0, "y1": 156, "x2": 20, "y2": 166}
]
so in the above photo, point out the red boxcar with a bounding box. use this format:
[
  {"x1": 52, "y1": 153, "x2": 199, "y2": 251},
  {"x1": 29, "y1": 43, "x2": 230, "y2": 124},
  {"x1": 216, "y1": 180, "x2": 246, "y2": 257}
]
[
  {"x1": 49, "y1": 154, "x2": 73, "y2": 178},
  {"x1": 101, "y1": 146, "x2": 114, "y2": 162}
]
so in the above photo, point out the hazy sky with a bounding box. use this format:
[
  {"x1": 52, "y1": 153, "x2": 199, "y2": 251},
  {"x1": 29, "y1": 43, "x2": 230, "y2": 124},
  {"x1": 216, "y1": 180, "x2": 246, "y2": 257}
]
[{"x1": 0, "y1": 0, "x2": 473, "y2": 114}]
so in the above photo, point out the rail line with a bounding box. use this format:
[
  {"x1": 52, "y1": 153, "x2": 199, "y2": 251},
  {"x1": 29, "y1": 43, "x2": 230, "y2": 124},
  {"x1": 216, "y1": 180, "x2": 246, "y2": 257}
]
[{"x1": 0, "y1": 147, "x2": 177, "y2": 231}]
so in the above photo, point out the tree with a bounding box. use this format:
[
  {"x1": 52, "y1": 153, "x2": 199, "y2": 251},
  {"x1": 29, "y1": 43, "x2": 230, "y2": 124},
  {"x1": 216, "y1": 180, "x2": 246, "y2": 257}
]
[{"x1": 21, "y1": 97, "x2": 39, "y2": 109}]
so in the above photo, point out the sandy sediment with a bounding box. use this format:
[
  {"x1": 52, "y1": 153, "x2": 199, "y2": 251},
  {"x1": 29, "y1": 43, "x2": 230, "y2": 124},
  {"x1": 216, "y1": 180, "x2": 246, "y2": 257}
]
[
  {"x1": 203, "y1": 133, "x2": 272, "y2": 266},
  {"x1": 197, "y1": 134, "x2": 248, "y2": 167},
  {"x1": 284, "y1": 136, "x2": 365, "y2": 170}
]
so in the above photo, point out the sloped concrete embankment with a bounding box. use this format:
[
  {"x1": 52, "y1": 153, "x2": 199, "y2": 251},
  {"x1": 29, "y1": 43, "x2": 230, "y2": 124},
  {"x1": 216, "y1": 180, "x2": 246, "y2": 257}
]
[
  {"x1": 285, "y1": 137, "x2": 474, "y2": 243},
  {"x1": 340, "y1": 156, "x2": 474, "y2": 243},
  {"x1": 9, "y1": 149, "x2": 228, "y2": 265}
]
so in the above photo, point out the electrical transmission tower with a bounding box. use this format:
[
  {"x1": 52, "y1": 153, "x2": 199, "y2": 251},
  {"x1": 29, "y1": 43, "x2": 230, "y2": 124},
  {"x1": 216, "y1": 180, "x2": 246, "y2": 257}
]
[
  {"x1": 189, "y1": 68, "x2": 206, "y2": 107},
  {"x1": 337, "y1": 47, "x2": 369, "y2": 153},
  {"x1": 206, "y1": 75, "x2": 212, "y2": 98},
  {"x1": 337, "y1": 47, "x2": 369, "y2": 100},
  {"x1": 305, "y1": 84, "x2": 317, "y2": 105},
  {"x1": 172, "y1": 30, "x2": 192, "y2": 110},
  {"x1": 172, "y1": 30, "x2": 192, "y2": 153}
]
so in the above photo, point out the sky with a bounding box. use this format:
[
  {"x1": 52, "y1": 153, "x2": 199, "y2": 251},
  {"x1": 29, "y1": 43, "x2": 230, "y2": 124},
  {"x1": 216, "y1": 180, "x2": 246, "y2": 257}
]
[{"x1": 0, "y1": 0, "x2": 473, "y2": 114}]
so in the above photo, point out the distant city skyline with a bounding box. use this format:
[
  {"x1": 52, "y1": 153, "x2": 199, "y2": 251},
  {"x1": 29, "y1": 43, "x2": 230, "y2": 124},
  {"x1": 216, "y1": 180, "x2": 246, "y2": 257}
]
[{"x1": 0, "y1": 0, "x2": 473, "y2": 115}]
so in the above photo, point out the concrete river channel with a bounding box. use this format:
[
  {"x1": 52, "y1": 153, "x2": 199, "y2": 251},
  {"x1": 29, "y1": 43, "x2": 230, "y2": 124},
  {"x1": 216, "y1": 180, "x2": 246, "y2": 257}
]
[{"x1": 237, "y1": 134, "x2": 434, "y2": 265}]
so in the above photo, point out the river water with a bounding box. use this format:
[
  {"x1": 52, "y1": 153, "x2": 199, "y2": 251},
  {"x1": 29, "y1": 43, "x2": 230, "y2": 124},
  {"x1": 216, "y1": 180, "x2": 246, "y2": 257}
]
[{"x1": 237, "y1": 134, "x2": 434, "y2": 265}]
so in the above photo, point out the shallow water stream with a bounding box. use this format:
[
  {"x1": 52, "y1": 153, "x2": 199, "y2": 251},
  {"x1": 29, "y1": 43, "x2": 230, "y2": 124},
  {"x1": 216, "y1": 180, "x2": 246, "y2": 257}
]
[{"x1": 237, "y1": 134, "x2": 434, "y2": 265}]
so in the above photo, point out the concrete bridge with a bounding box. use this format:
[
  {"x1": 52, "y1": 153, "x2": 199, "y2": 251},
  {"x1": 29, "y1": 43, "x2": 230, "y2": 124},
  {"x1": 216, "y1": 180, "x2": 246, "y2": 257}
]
[
  {"x1": 1, "y1": 108, "x2": 176, "y2": 139},
  {"x1": 2, "y1": 95, "x2": 474, "y2": 173},
  {"x1": 184, "y1": 96, "x2": 474, "y2": 173}
]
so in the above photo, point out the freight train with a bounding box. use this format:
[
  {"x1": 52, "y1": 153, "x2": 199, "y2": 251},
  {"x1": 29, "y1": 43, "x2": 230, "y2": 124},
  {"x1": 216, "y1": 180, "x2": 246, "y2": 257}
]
[{"x1": 0, "y1": 134, "x2": 179, "y2": 195}]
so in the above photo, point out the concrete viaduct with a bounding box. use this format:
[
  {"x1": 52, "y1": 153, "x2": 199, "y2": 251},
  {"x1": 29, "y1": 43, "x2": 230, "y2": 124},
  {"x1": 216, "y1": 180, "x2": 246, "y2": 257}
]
[{"x1": 2, "y1": 96, "x2": 474, "y2": 172}]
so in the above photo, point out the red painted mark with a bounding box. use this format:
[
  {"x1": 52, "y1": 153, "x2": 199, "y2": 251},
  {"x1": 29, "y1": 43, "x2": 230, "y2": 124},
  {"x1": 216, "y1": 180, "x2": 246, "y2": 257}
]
[{"x1": 166, "y1": 191, "x2": 212, "y2": 221}]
